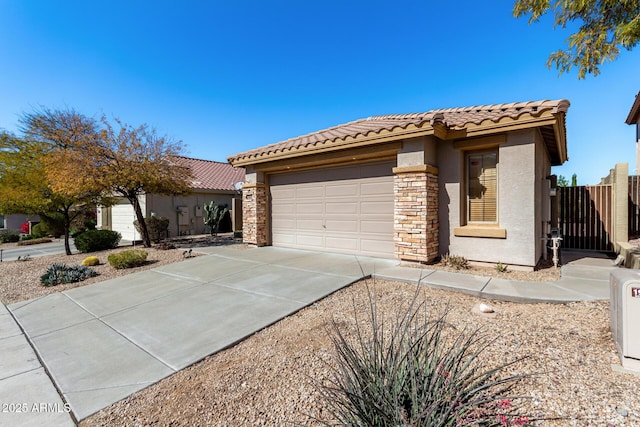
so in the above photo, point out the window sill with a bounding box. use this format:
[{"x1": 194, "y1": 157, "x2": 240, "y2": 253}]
[{"x1": 454, "y1": 226, "x2": 506, "y2": 239}]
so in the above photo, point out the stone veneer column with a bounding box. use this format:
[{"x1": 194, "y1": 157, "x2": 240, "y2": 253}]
[
  {"x1": 393, "y1": 165, "x2": 439, "y2": 263},
  {"x1": 242, "y1": 183, "x2": 268, "y2": 246}
]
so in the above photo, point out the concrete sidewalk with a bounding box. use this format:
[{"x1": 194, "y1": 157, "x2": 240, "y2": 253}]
[
  {"x1": 1, "y1": 246, "x2": 617, "y2": 425},
  {"x1": 375, "y1": 249, "x2": 617, "y2": 303}
]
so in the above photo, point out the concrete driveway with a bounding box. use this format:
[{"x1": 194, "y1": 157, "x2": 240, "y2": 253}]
[{"x1": 8, "y1": 246, "x2": 397, "y2": 421}]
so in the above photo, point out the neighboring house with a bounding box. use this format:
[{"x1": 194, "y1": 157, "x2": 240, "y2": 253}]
[
  {"x1": 228, "y1": 100, "x2": 570, "y2": 270},
  {"x1": 98, "y1": 156, "x2": 245, "y2": 241},
  {"x1": 1, "y1": 214, "x2": 38, "y2": 231},
  {"x1": 625, "y1": 91, "x2": 640, "y2": 174}
]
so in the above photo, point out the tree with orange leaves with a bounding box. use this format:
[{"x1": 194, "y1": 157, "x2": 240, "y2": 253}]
[
  {"x1": 91, "y1": 118, "x2": 193, "y2": 247},
  {"x1": 0, "y1": 108, "x2": 108, "y2": 255}
]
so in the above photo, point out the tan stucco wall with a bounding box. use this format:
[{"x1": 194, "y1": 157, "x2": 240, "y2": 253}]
[{"x1": 439, "y1": 129, "x2": 545, "y2": 268}]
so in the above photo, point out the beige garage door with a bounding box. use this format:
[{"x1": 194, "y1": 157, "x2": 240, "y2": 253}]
[{"x1": 270, "y1": 161, "x2": 395, "y2": 258}]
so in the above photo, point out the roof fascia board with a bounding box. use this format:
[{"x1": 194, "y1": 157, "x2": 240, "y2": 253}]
[
  {"x1": 231, "y1": 127, "x2": 433, "y2": 167},
  {"x1": 626, "y1": 92, "x2": 640, "y2": 124},
  {"x1": 253, "y1": 142, "x2": 402, "y2": 173}
]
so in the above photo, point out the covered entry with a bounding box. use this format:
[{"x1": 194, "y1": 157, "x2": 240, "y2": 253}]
[{"x1": 269, "y1": 161, "x2": 395, "y2": 258}]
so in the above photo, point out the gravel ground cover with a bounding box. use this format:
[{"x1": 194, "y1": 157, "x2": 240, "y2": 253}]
[
  {"x1": 80, "y1": 280, "x2": 640, "y2": 427},
  {"x1": 1, "y1": 239, "x2": 637, "y2": 426}
]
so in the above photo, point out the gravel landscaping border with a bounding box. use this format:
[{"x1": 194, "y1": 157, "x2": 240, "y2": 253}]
[{"x1": 2, "y1": 238, "x2": 637, "y2": 426}]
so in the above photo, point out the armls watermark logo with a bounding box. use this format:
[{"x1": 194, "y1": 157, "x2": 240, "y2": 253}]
[{"x1": 1, "y1": 402, "x2": 72, "y2": 413}]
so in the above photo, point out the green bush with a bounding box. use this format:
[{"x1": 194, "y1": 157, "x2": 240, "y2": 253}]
[
  {"x1": 108, "y1": 249, "x2": 148, "y2": 269},
  {"x1": 40, "y1": 263, "x2": 97, "y2": 286},
  {"x1": 0, "y1": 229, "x2": 20, "y2": 243},
  {"x1": 39, "y1": 213, "x2": 66, "y2": 238},
  {"x1": 30, "y1": 223, "x2": 48, "y2": 238},
  {"x1": 317, "y1": 284, "x2": 530, "y2": 426},
  {"x1": 134, "y1": 216, "x2": 170, "y2": 244},
  {"x1": 20, "y1": 234, "x2": 36, "y2": 241},
  {"x1": 74, "y1": 229, "x2": 121, "y2": 253}
]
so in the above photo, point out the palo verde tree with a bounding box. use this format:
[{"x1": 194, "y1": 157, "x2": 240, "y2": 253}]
[
  {"x1": 8, "y1": 108, "x2": 108, "y2": 255},
  {"x1": 514, "y1": 0, "x2": 640, "y2": 78},
  {"x1": 92, "y1": 119, "x2": 193, "y2": 248}
]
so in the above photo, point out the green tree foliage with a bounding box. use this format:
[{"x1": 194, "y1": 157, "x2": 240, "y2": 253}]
[
  {"x1": 513, "y1": 0, "x2": 640, "y2": 78},
  {"x1": 557, "y1": 174, "x2": 569, "y2": 187},
  {"x1": 9, "y1": 108, "x2": 107, "y2": 255},
  {"x1": 1, "y1": 108, "x2": 193, "y2": 253},
  {"x1": 92, "y1": 119, "x2": 193, "y2": 247}
]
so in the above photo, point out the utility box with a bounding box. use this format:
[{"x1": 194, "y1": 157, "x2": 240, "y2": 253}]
[{"x1": 610, "y1": 269, "x2": 640, "y2": 372}]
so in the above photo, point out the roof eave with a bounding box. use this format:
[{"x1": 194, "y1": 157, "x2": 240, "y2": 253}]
[
  {"x1": 626, "y1": 92, "x2": 640, "y2": 124},
  {"x1": 229, "y1": 124, "x2": 436, "y2": 167}
]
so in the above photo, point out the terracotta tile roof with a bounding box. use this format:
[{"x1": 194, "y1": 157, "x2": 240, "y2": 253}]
[
  {"x1": 228, "y1": 100, "x2": 570, "y2": 164},
  {"x1": 626, "y1": 91, "x2": 640, "y2": 124},
  {"x1": 171, "y1": 156, "x2": 245, "y2": 191}
]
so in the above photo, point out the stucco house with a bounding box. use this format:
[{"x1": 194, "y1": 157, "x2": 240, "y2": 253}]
[
  {"x1": 228, "y1": 100, "x2": 570, "y2": 270},
  {"x1": 1, "y1": 214, "x2": 39, "y2": 231},
  {"x1": 626, "y1": 91, "x2": 640, "y2": 174},
  {"x1": 98, "y1": 156, "x2": 245, "y2": 240}
]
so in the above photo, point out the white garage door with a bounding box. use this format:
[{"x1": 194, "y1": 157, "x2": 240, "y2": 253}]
[
  {"x1": 270, "y1": 161, "x2": 395, "y2": 258},
  {"x1": 111, "y1": 201, "x2": 141, "y2": 241}
]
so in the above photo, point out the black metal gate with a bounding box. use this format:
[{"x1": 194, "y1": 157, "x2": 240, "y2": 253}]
[{"x1": 558, "y1": 185, "x2": 613, "y2": 251}]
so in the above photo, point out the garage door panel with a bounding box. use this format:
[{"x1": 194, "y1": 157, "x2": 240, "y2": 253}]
[
  {"x1": 325, "y1": 236, "x2": 358, "y2": 251},
  {"x1": 296, "y1": 203, "x2": 323, "y2": 214},
  {"x1": 325, "y1": 183, "x2": 358, "y2": 197},
  {"x1": 361, "y1": 219, "x2": 394, "y2": 234},
  {"x1": 111, "y1": 203, "x2": 141, "y2": 241},
  {"x1": 361, "y1": 200, "x2": 394, "y2": 212},
  {"x1": 271, "y1": 202, "x2": 295, "y2": 215},
  {"x1": 296, "y1": 234, "x2": 323, "y2": 248},
  {"x1": 361, "y1": 180, "x2": 393, "y2": 195},
  {"x1": 325, "y1": 219, "x2": 358, "y2": 232},
  {"x1": 272, "y1": 217, "x2": 296, "y2": 229},
  {"x1": 295, "y1": 186, "x2": 323, "y2": 198},
  {"x1": 272, "y1": 233, "x2": 295, "y2": 245},
  {"x1": 326, "y1": 202, "x2": 358, "y2": 214},
  {"x1": 270, "y1": 160, "x2": 395, "y2": 258},
  {"x1": 270, "y1": 187, "x2": 295, "y2": 199},
  {"x1": 296, "y1": 219, "x2": 324, "y2": 231}
]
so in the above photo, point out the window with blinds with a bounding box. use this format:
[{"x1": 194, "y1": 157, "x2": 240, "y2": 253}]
[{"x1": 467, "y1": 152, "x2": 497, "y2": 222}]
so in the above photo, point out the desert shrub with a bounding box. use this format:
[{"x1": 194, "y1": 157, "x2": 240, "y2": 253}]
[
  {"x1": 441, "y1": 253, "x2": 469, "y2": 270},
  {"x1": 81, "y1": 256, "x2": 100, "y2": 266},
  {"x1": 17, "y1": 237, "x2": 53, "y2": 246},
  {"x1": 496, "y1": 262, "x2": 509, "y2": 273},
  {"x1": 134, "y1": 216, "x2": 170, "y2": 244},
  {"x1": 155, "y1": 241, "x2": 176, "y2": 250},
  {"x1": 108, "y1": 249, "x2": 148, "y2": 269},
  {"x1": 0, "y1": 229, "x2": 20, "y2": 243},
  {"x1": 74, "y1": 229, "x2": 121, "y2": 253},
  {"x1": 20, "y1": 234, "x2": 35, "y2": 241},
  {"x1": 317, "y1": 284, "x2": 530, "y2": 427},
  {"x1": 30, "y1": 223, "x2": 48, "y2": 238},
  {"x1": 40, "y1": 263, "x2": 97, "y2": 286}
]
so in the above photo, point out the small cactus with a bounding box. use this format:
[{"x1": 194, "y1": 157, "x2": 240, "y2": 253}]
[{"x1": 82, "y1": 256, "x2": 100, "y2": 266}]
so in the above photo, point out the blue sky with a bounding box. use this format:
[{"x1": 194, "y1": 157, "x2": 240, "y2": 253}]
[{"x1": 1, "y1": 1, "x2": 638, "y2": 185}]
